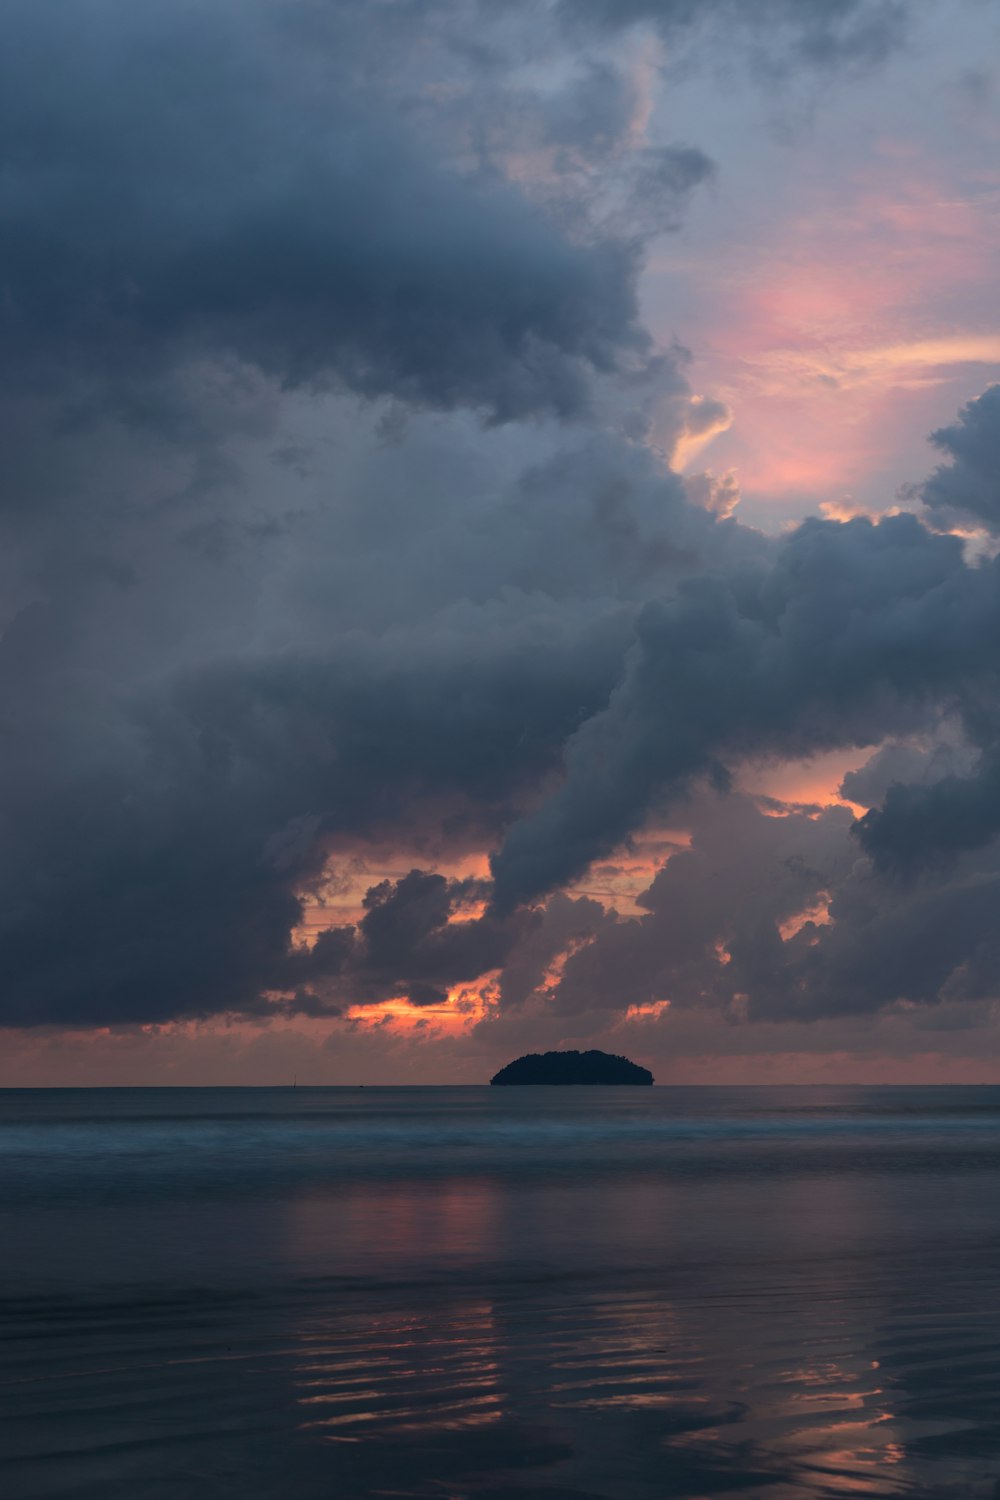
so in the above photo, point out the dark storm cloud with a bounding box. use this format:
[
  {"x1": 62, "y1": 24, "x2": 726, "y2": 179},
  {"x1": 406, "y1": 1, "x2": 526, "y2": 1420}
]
[
  {"x1": 492, "y1": 786, "x2": 1000, "y2": 1032},
  {"x1": 919, "y1": 386, "x2": 1000, "y2": 535},
  {"x1": 0, "y1": 0, "x2": 911, "y2": 444},
  {"x1": 0, "y1": 0, "x2": 660, "y2": 427},
  {"x1": 791, "y1": 866, "x2": 1000, "y2": 1018},
  {"x1": 5, "y1": 424, "x2": 1000, "y2": 1028},
  {"x1": 0, "y1": 595, "x2": 630, "y2": 1026},
  {"x1": 839, "y1": 735, "x2": 975, "y2": 810},
  {"x1": 492, "y1": 794, "x2": 855, "y2": 1025},
  {"x1": 0, "y1": 0, "x2": 978, "y2": 1036},
  {"x1": 735, "y1": 823, "x2": 1000, "y2": 1022},
  {"x1": 855, "y1": 757, "x2": 1000, "y2": 874},
  {"x1": 279, "y1": 870, "x2": 533, "y2": 1013},
  {"x1": 497, "y1": 890, "x2": 615, "y2": 1011},
  {"x1": 491, "y1": 515, "x2": 1000, "y2": 909}
]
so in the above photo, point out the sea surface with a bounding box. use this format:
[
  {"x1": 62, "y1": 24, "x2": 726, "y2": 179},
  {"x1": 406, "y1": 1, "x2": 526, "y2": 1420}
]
[{"x1": 4, "y1": 1085, "x2": 1000, "y2": 1499}]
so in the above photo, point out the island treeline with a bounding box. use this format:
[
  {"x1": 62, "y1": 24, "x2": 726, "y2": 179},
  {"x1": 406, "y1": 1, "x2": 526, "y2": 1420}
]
[{"x1": 490, "y1": 1050, "x2": 654, "y2": 1085}]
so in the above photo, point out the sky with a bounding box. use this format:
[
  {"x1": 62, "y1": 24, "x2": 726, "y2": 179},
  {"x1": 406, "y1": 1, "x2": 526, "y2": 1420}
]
[{"x1": 3, "y1": 0, "x2": 1000, "y2": 1086}]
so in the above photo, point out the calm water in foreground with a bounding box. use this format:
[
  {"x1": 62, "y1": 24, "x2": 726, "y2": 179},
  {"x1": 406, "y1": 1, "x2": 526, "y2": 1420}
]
[{"x1": 3, "y1": 1085, "x2": 1000, "y2": 1499}]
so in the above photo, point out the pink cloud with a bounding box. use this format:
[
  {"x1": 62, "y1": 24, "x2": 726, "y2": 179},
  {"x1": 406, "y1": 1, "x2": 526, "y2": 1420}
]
[{"x1": 646, "y1": 141, "x2": 1000, "y2": 520}]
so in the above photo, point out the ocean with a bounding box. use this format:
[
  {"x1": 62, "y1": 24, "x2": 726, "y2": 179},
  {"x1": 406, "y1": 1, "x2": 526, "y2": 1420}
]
[{"x1": 3, "y1": 1084, "x2": 1000, "y2": 1499}]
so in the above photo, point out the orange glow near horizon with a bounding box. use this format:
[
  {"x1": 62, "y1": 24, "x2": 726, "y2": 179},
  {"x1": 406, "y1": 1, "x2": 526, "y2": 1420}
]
[
  {"x1": 779, "y1": 894, "x2": 832, "y2": 944},
  {"x1": 346, "y1": 978, "x2": 499, "y2": 1037},
  {"x1": 739, "y1": 747, "x2": 873, "y2": 814},
  {"x1": 294, "y1": 846, "x2": 492, "y2": 943},
  {"x1": 271, "y1": 738, "x2": 888, "y2": 1046},
  {"x1": 621, "y1": 999, "x2": 671, "y2": 1024}
]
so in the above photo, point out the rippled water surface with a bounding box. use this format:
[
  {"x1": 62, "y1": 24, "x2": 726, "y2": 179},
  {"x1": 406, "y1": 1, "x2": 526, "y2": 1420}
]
[{"x1": 4, "y1": 1085, "x2": 1000, "y2": 1498}]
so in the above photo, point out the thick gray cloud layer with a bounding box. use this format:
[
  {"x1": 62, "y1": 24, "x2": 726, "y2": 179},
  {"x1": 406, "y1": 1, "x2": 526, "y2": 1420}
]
[
  {"x1": 492, "y1": 516, "x2": 1000, "y2": 908},
  {"x1": 0, "y1": 1, "x2": 663, "y2": 425},
  {"x1": 0, "y1": 0, "x2": 912, "y2": 432},
  {"x1": 919, "y1": 386, "x2": 1000, "y2": 535},
  {"x1": 0, "y1": 0, "x2": 993, "y2": 1040}
]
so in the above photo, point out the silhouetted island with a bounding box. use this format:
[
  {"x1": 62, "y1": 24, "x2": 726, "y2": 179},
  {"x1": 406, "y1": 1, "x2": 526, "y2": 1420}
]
[{"x1": 490, "y1": 1049, "x2": 654, "y2": 1085}]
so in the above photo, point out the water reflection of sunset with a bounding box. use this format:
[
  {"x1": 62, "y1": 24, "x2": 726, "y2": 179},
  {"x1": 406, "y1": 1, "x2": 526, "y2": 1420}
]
[
  {"x1": 278, "y1": 1243, "x2": 932, "y2": 1496},
  {"x1": 295, "y1": 1302, "x2": 505, "y2": 1437}
]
